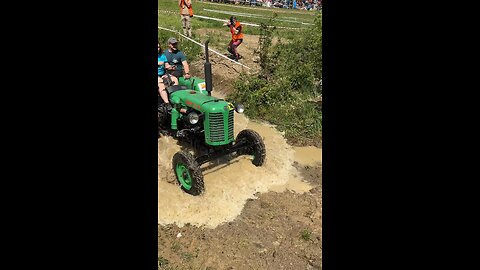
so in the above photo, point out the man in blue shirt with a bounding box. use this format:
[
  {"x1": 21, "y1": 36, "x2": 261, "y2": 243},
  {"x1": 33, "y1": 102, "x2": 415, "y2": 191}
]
[{"x1": 164, "y1": 37, "x2": 191, "y2": 81}]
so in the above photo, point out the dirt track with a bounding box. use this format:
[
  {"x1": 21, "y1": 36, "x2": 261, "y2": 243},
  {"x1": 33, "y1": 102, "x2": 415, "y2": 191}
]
[
  {"x1": 190, "y1": 29, "x2": 260, "y2": 92},
  {"x1": 159, "y1": 31, "x2": 322, "y2": 270}
]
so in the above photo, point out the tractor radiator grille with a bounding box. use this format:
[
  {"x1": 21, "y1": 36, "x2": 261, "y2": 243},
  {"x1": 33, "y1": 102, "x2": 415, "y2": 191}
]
[
  {"x1": 208, "y1": 112, "x2": 225, "y2": 142},
  {"x1": 228, "y1": 110, "x2": 234, "y2": 140}
]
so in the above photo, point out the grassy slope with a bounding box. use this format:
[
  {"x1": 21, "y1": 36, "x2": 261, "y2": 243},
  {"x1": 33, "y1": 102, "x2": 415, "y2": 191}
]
[
  {"x1": 158, "y1": 0, "x2": 320, "y2": 61},
  {"x1": 159, "y1": 0, "x2": 318, "y2": 36}
]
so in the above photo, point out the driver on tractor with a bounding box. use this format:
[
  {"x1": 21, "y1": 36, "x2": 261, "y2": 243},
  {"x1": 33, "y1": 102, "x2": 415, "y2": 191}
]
[{"x1": 164, "y1": 37, "x2": 191, "y2": 83}]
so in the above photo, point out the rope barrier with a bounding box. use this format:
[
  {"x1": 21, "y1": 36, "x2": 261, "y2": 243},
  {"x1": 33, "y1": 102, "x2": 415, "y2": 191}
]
[{"x1": 158, "y1": 10, "x2": 308, "y2": 30}]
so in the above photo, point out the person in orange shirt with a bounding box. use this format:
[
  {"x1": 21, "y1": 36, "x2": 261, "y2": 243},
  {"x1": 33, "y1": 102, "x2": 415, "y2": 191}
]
[
  {"x1": 179, "y1": 0, "x2": 194, "y2": 37},
  {"x1": 223, "y1": 16, "x2": 244, "y2": 61}
]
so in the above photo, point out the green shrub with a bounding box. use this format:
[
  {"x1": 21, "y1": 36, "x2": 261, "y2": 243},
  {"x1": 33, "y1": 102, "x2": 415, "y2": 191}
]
[{"x1": 228, "y1": 14, "x2": 322, "y2": 146}]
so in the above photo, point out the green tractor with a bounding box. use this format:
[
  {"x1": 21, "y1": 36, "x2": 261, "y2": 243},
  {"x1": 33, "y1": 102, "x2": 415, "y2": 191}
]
[{"x1": 158, "y1": 41, "x2": 266, "y2": 196}]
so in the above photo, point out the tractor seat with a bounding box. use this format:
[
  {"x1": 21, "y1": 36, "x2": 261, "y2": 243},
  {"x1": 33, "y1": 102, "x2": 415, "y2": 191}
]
[{"x1": 167, "y1": 85, "x2": 188, "y2": 95}]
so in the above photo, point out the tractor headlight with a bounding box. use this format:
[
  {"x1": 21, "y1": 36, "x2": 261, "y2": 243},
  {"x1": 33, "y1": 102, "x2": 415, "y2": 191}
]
[
  {"x1": 187, "y1": 112, "x2": 199, "y2": 124},
  {"x1": 235, "y1": 103, "x2": 245, "y2": 113}
]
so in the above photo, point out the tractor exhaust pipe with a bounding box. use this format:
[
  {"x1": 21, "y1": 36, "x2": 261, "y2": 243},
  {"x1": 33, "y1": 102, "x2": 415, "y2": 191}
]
[{"x1": 204, "y1": 40, "x2": 213, "y2": 96}]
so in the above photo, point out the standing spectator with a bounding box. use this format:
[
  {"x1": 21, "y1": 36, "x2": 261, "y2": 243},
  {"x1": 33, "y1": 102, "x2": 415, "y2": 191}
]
[
  {"x1": 223, "y1": 16, "x2": 244, "y2": 61},
  {"x1": 179, "y1": 0, "x2": 194, "y2": 37}
]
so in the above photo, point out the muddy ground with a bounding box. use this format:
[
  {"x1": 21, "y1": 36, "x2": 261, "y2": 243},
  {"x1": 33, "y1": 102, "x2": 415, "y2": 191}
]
[
  {"x1": 158, "y1": 164, "x2": 321, "y2": 270},
  {"x1": 159, "y1": 31, "x2": 322, "y2": 270}
]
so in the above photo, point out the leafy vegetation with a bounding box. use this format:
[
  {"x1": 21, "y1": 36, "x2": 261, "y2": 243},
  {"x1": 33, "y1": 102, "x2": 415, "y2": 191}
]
[
  {"x1": 228, "y1": 14, "x2": 322, "y2": 146},
  {"x1": 301, "y1": 229, "x2": 312, "y2": 241}
]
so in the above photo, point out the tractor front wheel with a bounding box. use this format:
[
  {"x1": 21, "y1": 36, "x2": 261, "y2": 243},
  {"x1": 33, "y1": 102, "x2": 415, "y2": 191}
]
[
  {"x1": 172, "y1": 151, "x2": 205, "y2": 196},
  {"x1": 235, "y1": 129, "x2": 266, "y2": 166}
]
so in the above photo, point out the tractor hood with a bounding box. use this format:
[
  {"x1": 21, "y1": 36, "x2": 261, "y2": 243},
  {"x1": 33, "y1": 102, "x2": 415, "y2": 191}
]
[{"x1": 171, "y1": 90, "x2": 230, "y2": 113}]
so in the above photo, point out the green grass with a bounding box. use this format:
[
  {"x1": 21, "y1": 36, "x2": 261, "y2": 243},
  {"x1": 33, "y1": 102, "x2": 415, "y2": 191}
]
[
  {"x1": 159, "y1": 0, "x2": 317, "y2": 25},
  {"x1": 181, "y1": 252, "x2": 195, "y2": 262},
  {"x1": 158, "y1": 0, "x2": 322, "y2": 60},
  {"x1": 159, "y1": 0, "x2": 321, "y2": 39},
  {"x1": 171, "y1": 242, "x2": 181, "y2": 252},
  {"x1": 158, "y1": 256, "x2": 170, "y2": 268},
  {"x1": 301, "y1": 229, "x2": 312, "y2": 241}
]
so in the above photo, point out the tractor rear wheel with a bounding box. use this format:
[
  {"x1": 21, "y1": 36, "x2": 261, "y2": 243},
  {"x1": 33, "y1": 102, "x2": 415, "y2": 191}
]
[
  {"x1": 235, "y1": 129, "x2": 266, "y2": 166},
  {"x1": 172, "y1": 151, "x2": 205, "y2": 196}
]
